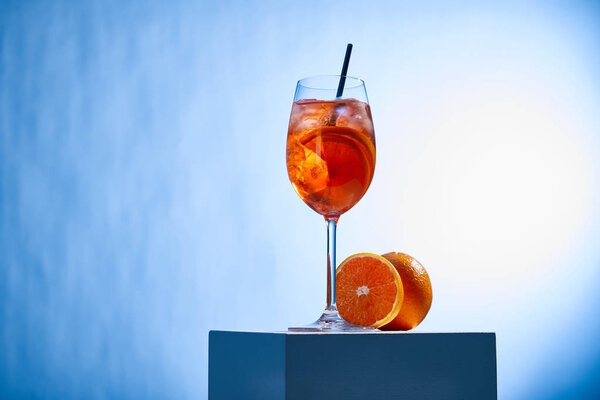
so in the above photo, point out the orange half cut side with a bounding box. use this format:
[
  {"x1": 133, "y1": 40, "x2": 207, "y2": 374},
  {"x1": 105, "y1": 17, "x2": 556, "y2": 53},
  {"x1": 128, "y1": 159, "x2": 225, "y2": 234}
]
[{"x1": 336, "y1": 253, "x2": 404, "y2": 328}]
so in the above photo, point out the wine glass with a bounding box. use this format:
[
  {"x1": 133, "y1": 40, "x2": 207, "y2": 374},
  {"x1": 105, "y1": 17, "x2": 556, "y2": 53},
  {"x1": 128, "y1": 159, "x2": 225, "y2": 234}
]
[{"x1": 286, "y1": 75, "x2": 376, "y2": 331}]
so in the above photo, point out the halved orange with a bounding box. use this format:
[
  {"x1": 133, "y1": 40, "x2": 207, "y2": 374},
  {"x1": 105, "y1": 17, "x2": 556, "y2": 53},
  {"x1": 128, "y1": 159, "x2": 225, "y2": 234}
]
[
  {"x1": 380, "y1": 252, "x2": 433, "y2": 331},
  {"x1": 336, "y1": 253, "x2": 404, "y2": 328}
]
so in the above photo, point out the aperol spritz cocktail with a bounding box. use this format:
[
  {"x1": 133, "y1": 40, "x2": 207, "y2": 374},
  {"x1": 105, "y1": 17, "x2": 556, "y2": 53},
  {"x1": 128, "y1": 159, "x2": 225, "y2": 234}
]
[
  {"x1": 286, "y1": 75, "x2": 376, "y2": 331},
  {"x1": 287, "y1": 99, "x2": 376, "y2": 217}
]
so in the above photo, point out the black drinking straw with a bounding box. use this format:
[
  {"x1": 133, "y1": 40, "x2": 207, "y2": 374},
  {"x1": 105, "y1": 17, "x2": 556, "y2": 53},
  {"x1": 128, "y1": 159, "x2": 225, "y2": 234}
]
[{"x1": 336, "y1": 43, "x2": 353, "y2": 98}]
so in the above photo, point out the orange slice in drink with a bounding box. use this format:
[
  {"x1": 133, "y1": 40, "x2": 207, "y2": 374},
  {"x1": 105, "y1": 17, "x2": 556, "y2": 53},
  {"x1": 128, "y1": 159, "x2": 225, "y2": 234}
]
[{"x1": 336, "y1": 253, "x2": 404, "y2": 328}]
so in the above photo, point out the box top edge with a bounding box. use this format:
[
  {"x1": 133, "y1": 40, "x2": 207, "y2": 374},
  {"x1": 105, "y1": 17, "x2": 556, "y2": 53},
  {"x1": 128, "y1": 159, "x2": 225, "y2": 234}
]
[{"x1": 209, "y1": 330, "x2": 496, "y2": 335}]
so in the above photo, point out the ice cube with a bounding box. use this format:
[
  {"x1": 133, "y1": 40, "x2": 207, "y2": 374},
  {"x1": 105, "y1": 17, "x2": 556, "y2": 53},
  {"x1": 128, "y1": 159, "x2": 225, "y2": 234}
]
[{"x1": 298, "y1": 142, "x2": 329, "y2": 194}]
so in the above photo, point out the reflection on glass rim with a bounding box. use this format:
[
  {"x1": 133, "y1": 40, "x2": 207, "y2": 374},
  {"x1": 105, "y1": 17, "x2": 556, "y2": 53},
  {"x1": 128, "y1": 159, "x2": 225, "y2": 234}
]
[{"x1": 297, "y1": 75, "x2": 365, "y2": 90}]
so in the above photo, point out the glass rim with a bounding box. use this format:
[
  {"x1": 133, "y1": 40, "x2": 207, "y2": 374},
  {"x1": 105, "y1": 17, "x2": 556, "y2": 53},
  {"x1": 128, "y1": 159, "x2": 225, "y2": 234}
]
[{"x1": 297, "y1": 75, "x2": 365, "y2": 90}]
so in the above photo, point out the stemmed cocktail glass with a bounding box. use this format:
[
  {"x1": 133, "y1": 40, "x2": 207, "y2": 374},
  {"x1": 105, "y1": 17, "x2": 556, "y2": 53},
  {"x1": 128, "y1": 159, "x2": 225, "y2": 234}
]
[{"x1": 286, "y1": 75, "x2": 376, "y2": 331}]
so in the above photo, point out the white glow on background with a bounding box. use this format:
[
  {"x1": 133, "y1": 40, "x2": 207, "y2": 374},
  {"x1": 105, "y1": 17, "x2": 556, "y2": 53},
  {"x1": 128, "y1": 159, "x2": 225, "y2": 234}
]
[
  {"x1": 1, "y1": 1, "x2": 599, "y2": 399},
  {"x1": 405, "y1": 89, "x2": 593, "y2": 285}
]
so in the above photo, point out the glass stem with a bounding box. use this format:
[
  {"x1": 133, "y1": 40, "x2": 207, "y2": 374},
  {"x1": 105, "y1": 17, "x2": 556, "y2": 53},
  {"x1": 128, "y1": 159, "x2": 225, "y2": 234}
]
[{"x1": 326, "y1": 217, "x2": 338, "y2": 310}]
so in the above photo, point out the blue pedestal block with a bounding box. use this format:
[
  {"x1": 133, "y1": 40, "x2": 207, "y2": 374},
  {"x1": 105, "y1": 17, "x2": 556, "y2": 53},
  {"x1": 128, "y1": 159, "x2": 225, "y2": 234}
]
[{"x1": 209, "y1": 331, "x2": 497, "y2": 400}]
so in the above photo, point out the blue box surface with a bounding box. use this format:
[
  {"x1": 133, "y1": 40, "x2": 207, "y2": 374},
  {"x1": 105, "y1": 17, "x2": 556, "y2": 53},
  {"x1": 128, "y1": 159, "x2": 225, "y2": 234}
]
[{"x1": 209, "y1": 331, "x2": 497, "y2": 400}]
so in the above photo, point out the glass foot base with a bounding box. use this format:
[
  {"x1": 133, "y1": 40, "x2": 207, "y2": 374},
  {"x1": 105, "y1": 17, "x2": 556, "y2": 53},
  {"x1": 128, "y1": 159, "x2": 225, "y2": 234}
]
[{"x1": 288, "y1": 306, "x2": 377, "y2": 332}]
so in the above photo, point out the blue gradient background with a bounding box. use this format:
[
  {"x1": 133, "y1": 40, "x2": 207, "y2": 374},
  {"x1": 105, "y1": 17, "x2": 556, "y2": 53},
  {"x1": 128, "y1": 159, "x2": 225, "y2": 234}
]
[{"x1": 1, "y1": 1, "x2": 600, "y2": 398}]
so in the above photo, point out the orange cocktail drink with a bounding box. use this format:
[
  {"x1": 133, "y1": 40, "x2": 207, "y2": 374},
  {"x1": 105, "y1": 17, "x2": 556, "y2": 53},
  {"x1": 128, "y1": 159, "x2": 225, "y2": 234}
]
[{"x1": 286, "y1": 99, "x2": 376, "y2": 218}]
